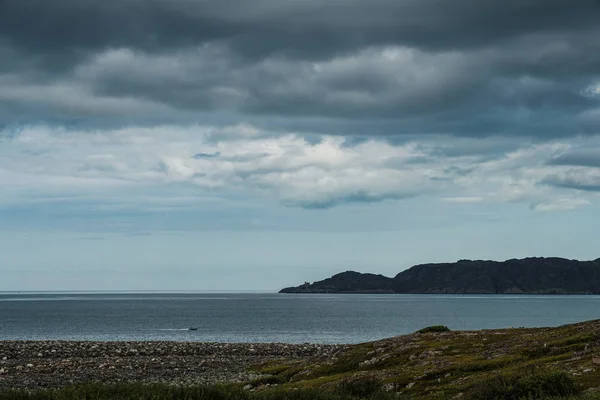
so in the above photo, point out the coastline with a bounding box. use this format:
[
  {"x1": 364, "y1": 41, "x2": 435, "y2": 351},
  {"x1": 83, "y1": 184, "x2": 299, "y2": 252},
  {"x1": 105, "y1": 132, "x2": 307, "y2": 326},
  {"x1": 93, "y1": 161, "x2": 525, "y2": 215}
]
[
  {"x1": 2, "y1": 320, "x2": 600, "y2": 398},
  {"x1": 279, "y1": 290, "x2": 600, "y2": 294}
]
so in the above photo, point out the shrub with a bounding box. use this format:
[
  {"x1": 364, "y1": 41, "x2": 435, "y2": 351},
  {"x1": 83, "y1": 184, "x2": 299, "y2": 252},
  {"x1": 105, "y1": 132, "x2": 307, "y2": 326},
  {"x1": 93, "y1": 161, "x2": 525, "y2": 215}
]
[
  {"x1": 336, "y1": 375, "x2": 383, "y2": 398},
  {"x1": 416, "y1": 325, "x2": 450, "y2": 333},
  {"x1": 467, "y1": 369, "x2": 579, "y2": 400}
]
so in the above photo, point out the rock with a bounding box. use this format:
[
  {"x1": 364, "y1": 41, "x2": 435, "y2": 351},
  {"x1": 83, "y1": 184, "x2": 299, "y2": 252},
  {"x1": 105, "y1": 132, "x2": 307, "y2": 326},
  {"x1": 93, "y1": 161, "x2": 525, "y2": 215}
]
[
  {"x1": 359, "y1": 357, "x2": 378, "y2": 367},
  {"x1": 243, "y1": 384, "x2": 253, "y2": 390},
  {"x1": 0, "y1": 339, "x2": 341, "y2": 390},
  {"x1": 382, "y1": 383, "x2": 395, "y2": 391},
  {"x1": 409, "y1": 354, "x2": 417, "y2": 361},
  {"x1": 406, "y1": 382, "x2": 415, "y2": 389},
  {"x1": 0, "y1": 368, "x2": 6, "y2": 374},
  {"x1": 593, "y1": 357, "x2": 600, "y2": 366}
]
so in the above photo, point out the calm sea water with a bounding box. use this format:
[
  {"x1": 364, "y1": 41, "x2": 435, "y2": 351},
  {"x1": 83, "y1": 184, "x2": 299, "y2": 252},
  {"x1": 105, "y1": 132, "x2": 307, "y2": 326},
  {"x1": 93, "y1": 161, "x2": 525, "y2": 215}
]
[{"x1": 1, "y1": 293, "x2": 599, "y2": 344}]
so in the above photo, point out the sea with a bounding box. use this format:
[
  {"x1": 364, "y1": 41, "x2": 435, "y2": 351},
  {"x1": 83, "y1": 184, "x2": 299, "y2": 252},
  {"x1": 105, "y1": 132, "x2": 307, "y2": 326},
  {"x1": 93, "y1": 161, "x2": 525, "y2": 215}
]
[{"x1": 1, "y1": 293, "x2": 599, "y2": 344}]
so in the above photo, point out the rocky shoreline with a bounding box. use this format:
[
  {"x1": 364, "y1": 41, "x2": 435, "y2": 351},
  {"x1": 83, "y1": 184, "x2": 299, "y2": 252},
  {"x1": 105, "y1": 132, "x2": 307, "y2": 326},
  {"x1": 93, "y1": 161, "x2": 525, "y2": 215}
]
[{"x1": 0, "y1": 341, "x2": 347, "y2": 390}]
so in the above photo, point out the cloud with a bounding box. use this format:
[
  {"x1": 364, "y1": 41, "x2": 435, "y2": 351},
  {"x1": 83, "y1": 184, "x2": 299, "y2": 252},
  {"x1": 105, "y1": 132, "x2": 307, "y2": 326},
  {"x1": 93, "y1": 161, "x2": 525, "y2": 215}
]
[
  {"x1": 0, "y1": 124, "x2": 596, "y2": 211},
  {"x1": 441, "y1": 197, "x2": 484, "y2": 203},
  {"x1": 1, "y1": 1, "x2": 600, "y2": 136},
  {"x1": 582, "y1": 82, "x2": 600, "y2": 99},
  {"x1": 2, "y1": 1, "x2": 599, "y2": 56},
  {"x1": 542, "y1": 169, "x2": 600, "y2": 192},
  {"x1": 0, "y1": 78, "x2": 171, "y2": 117},
  {"x1": 547, "y1": 150, "x2": 600, "y2": 168},
  {"x1": 2, "y1": 2, "x2": 600, "y2": 213},
  {"x1": 531, "y1": 198, "x2": 591, "y2": 212},
  {"x1": 193, "y1": 152, "x2": 221, "y2": 159}
]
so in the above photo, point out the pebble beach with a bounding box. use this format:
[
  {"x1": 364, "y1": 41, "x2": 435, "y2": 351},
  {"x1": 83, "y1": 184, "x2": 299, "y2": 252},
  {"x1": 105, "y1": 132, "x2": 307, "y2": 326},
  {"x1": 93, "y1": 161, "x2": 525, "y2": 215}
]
[{"x1": 0, "y1": 341, "x2": 347, "y2": 389}]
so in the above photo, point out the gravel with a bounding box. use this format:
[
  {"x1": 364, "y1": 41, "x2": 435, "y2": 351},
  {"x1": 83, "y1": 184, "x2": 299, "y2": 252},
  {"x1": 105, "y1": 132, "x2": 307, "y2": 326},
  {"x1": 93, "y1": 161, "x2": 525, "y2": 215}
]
[{"x1": 0, "y1": 341, "x2": 347, "y2": 390}]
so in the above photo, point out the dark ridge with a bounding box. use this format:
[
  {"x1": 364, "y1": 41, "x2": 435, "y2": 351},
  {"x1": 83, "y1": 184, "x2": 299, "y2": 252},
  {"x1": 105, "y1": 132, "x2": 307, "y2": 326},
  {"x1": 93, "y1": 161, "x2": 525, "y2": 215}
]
[
  {"x1": 280, "y1": 257, "x2": 600, "y2": 294},
  {"x1": 279, "y1": 271, "x2": 395, "y2": 293}
]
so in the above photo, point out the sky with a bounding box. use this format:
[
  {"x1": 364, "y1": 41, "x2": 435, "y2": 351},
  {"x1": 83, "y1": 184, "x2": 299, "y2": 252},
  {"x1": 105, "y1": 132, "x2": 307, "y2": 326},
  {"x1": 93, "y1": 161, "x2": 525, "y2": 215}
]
[{"x1": 1, "y1": 0, "x2": 600, "y2": 291}]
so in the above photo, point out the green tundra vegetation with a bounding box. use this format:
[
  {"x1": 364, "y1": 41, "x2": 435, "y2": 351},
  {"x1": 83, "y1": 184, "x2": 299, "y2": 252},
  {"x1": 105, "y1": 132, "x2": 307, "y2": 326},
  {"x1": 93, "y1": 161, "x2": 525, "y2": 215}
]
[{"x1": 2, "y1": 320, "x2": 600, "y2": 400}]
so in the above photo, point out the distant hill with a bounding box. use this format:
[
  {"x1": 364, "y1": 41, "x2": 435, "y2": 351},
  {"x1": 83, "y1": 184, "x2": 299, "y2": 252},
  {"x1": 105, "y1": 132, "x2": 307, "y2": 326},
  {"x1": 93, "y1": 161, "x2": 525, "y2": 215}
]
[
  {"x1": 279, "y1": 271, "x2": 395, "y2": 293},
  {"x1": 279, "y1": 257, "x2": 600, "y2": 294}
]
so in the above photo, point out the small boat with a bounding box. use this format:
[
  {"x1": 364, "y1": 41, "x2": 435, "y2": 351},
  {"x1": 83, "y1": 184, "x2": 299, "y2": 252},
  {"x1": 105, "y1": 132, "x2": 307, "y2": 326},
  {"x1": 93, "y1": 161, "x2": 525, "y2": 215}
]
[{"x1": 188, "y1": 327, "x2": 198, "y2": 331}]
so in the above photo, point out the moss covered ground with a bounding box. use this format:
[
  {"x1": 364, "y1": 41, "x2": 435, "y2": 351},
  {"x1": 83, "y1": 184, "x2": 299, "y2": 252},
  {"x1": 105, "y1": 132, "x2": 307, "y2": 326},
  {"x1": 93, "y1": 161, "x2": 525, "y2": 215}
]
[{"x1": 247, "y1": 319, "x2": 600, "y2": 399}]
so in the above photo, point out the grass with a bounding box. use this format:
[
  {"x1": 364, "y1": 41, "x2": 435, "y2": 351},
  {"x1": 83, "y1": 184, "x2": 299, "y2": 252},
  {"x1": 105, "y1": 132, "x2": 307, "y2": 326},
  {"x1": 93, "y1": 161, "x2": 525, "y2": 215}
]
[
  {"x1": 242, "y1": 320, "x2": 600, "y2": 399},
  {"x1": 336, "y1": 375, "x2": 384, "y2": 397},
  {"x1": 466, "y1": 369, "x2": 579, "y2": 400},
  {"x1": 1, "y1": 381, "x2": 599, "y2": 400},
  {"x1": 416, "y1": 325, "x2": 451, "y2": 333}
]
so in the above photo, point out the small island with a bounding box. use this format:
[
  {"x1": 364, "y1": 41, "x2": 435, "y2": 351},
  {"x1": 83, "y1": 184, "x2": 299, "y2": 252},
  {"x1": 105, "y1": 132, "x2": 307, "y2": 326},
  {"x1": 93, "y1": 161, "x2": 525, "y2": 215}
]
[{"x1": 280, "y1": 257, "x2": 600, "y2": 294}]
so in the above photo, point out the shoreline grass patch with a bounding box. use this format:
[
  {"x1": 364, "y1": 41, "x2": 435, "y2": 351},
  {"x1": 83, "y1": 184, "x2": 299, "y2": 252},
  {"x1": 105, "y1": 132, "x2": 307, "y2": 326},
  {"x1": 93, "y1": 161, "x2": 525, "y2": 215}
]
[{"x1": 416, "y1": 325, "x2": 450, "y2": 333}]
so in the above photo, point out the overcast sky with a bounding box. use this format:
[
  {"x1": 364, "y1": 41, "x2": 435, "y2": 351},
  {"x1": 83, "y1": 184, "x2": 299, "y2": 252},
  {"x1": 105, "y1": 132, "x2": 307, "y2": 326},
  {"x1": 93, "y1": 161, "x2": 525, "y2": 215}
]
[{"x1": 1, "y1": 0, "x2": 600, "y2": 291}]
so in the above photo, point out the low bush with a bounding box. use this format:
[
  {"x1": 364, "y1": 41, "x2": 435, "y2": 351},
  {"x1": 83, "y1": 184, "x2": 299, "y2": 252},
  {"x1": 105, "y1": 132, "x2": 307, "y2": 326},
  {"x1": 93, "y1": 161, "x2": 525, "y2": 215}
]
[
  {"x1": 467, "y1": 369, "x2": 579, "y2": 400},
  {"x1": 416, "y1": 325, "x2": 450, "y2": 333},
  {"x1": 336, "y1": 375, "x2": 383, "y2": 398}
]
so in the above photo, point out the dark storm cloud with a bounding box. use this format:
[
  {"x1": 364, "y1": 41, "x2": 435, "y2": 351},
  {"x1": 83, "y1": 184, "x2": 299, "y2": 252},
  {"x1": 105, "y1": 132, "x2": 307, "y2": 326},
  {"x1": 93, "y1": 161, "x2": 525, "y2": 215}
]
[
  {"x1": 1, "y1": 0, "x2": 600, "y2": 136},
  {"x1": 2, "y1": 0, "x2": 599, "y2": 56}
]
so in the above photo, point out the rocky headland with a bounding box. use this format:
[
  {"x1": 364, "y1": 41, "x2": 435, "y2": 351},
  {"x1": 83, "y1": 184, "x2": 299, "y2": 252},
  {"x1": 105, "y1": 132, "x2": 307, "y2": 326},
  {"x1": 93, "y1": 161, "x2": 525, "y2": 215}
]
[{"x1": 280, "y1": 257, "x2": 600, "y2": 294}]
